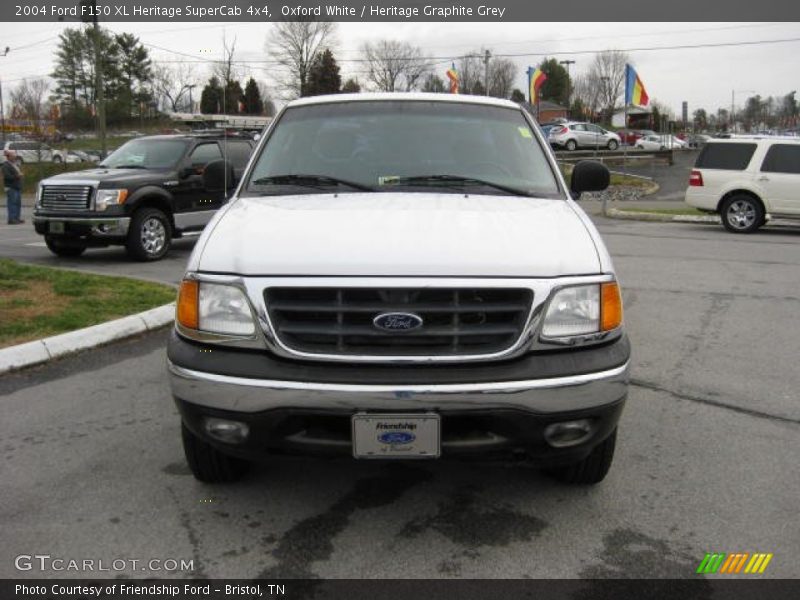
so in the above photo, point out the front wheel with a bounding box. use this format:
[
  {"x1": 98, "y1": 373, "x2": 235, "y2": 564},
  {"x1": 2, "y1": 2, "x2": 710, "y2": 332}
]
[
  {"x1": 181, "y1": 423, "x2": 250, "y2": 483},
  {"x1": 546, "y1": 429, "x2": 617, "y2": 485},
  {"x1": 721, "y1": 195, "x2": 764, "y2": 233},
  {"x1": 52, "y1": 155, "x2": 63, "y2": 164},
  {"x1": 126, "y1": 207, "x2": 172, "y2": 261},
  {"x1": 565, "y1": 139, "x2": 578, "y2": 151},
  {"x1": 45, "y1": 236, "x2": 86, "y2": 257}
]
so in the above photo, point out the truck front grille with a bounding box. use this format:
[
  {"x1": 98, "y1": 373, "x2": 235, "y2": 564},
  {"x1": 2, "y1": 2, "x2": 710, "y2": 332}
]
[
  {"x1": 264, "y1": 287, "x2": 533, "y2": 357},
  {"x1": 40, "y1": 185, "x2": 93, "y2": 211}
]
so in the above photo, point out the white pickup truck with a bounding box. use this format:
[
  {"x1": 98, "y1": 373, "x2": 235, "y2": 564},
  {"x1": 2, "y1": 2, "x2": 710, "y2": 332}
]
[{"x1": 167, "y1": 93, "x2": 630, "y2": 485}]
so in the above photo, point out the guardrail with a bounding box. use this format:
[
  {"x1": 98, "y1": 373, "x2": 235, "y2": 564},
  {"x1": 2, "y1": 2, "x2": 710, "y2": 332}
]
[{"x1": 555, "y1": 148, "x2": 675, "y2": 166}]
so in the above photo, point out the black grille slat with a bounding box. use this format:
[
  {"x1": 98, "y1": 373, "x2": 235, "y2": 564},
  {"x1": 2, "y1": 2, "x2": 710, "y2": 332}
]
[
  {"x1": 40, "y1": 185, "x2": 92, "y2": 211},
  {"x1": 265, "y1": 287, "x2": 532, "y2": 357}
]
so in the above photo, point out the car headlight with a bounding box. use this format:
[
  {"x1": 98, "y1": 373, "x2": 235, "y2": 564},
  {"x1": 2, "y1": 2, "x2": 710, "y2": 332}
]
[
  {"x1": 176, "y1": 280, "x2": 256, "y2": 336},
  {"x1": 35, "y1": 184, "x2": 43, "y2": 208},
  {"x1": 541, "y1": 282, "x2": 622, "y2": 339},
  {"x1": 95, "y1": 189, "x2": 128, "y2": 211}
]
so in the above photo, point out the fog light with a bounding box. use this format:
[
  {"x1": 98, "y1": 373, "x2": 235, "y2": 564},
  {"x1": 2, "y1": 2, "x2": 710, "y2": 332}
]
[
  {"x1": 544, "y1": 419, "x2": 593, "y2": 448},
  {"x1": 204, "y1": 418, "x2": 249, "y2": 444}
]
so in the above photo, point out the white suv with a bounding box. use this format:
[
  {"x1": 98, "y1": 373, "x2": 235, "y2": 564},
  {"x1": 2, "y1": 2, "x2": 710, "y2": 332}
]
[{"x1": 685, "y1": 137, "x2": 800, "y2": 233}]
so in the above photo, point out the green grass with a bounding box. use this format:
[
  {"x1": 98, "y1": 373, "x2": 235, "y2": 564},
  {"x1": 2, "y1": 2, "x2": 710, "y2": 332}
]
[
  {"x1": 21, "y1": 163, "x2": 91, "y2": 194},
  {"x1": 559, "y1": 163, "x2": 653, "y2": 188},
  {"x1": 0, "y1": 259, "x2": 175, "y2": 348},
  {"x1": 618, "y1": 207, "x2": 708, "y2": 216},
  {"x1": 64, "y1": 136, "x2": 130, "y2": 152}
]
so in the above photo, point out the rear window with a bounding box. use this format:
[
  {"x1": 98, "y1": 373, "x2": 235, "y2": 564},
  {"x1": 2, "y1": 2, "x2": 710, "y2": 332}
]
[
  {"x1": 221, "y1": 140, "x2": 253, "y2": 168},
  {"x1": 760, "y1": 144, "x2": 800, "y2": 174},
  {"x1": 696, "y1": 143, "x2": 757, "y2": 170}
]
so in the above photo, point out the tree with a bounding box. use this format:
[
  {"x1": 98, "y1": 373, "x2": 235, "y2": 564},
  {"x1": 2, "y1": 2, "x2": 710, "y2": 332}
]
[
  {"x1": 510, "y1": 88, "x2": 525, "y2": 103},
  {"x1": 487, "y1": 57, "x2": 515, "y2": 99},
  {"x1": 224, "y1": 80, "x2": 245, "y2": 114},
  {"x1": 200, "y1": 76, "x2": 222, "y2": 114},
  {"x1": 421, "y1": 74, "x2": 446, "y2": 94},
  {"x1": 537, "y1": 58, "x2": 569, "y2": 106},
  {"x1": 304, "y1": 48, "x2": 341, "y2": 96},
  {"x1": 341, "y1": 78, "x2": 361, "y2": 93},
  {"x1": 455, "y1": 49, "x2": 515, "y2": 98},
  {"x1": 243, "y1": 78, "x2": 263, "y2": 114},
  {"x1": 267, "y1": 20, "x2": 337, "y2": 97},
  {"x1": 9, "y1": 79, "x2": 49, "y2": 137},
  {"x1": 152, "y1": 61, "x2": 197, "y2": 112},
  {"x1": 587, "y1": 50, "x2": 629, "y2": 122},
  {"x1": 693, "y1": 108, "x2": 708, "y2": 130},
  {"x1": 115, "y1": 33, "x2": 152, "y2": 118},
  {"x1": 361, "y1": 40, "x2": 429, "y2": 92},
  {"x1": 212, "y1": 34, "x2": 240, "y2": 87}
]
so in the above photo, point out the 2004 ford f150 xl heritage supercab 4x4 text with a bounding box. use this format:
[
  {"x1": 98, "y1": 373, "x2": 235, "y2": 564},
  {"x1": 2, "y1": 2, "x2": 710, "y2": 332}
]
[{"x1": 167, "y1": 93, "x2": 630, "y2": 485}]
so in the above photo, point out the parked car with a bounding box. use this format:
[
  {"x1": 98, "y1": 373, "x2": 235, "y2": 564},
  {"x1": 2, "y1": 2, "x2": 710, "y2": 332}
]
[
  {"x1": 686, "y1": 134, "x2": 712, "y2": 148},
  {"x1": 549, "y1": 121, "x2": 621, "y2": 151},
  {"x1": 634, "y1": 135, "x2": 668, "y2": 150},
  {"x1": 167, "y1": 93, "x2": 630, "y2": 485},
  {"x1": 1, "y1": 140, "x2": 61, "y2": 164},
  {"x1": 685, "y1": 138, "x2": 800, "y2": 233},
  {"x1": 32, "y1": 133, "x2": 256, "y2": 260},
  {"x1": 616, "y1": 128, "x2": 643, "y2": 145}
]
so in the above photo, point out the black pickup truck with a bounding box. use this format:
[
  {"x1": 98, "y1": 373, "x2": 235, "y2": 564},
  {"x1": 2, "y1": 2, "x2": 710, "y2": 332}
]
[{"x1": 32, "y1": 133, "x2": 255, "y2": 261}]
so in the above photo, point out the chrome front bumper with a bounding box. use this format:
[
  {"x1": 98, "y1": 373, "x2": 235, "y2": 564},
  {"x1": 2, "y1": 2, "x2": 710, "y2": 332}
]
[
  {"x1": 33, "y1": 215, "x2": 131, "y2": 237},
  {"x1": 167, "y1": 360, "x2": 630, "y2": 415}
]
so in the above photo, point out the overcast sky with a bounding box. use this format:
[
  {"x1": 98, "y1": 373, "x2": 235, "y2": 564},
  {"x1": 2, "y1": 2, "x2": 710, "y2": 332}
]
[{"x1": 1, "y1": 21, "x2": 799, "y2": 114}]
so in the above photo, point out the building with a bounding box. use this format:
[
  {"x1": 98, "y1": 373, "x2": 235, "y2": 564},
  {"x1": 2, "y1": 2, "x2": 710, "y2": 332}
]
[
  {"x1": 521, "y1": 100, "x2": 569, "y2": 123},
  {"x1": 612, "y1": 106, "x2": 652, "y2": 129}
]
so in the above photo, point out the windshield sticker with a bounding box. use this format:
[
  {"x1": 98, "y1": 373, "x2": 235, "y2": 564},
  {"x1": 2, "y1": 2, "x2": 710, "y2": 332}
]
[
  {"x1": 518, "y1": 127, "x2": 533, "y2": 139},
  {"x1": 378, "y1": 176, "x2": 401, "y2": 186}
]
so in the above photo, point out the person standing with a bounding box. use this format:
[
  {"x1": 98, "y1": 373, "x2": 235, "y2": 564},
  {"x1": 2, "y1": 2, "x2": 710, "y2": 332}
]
[{"x1": 2, "y1": 149, "x2": 24, "y2": 224}]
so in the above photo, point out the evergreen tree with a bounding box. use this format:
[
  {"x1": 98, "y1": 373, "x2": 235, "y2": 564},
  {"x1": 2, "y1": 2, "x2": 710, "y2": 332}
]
[
  {"x1": 243, "y1": 78, "x2": 263, "y2": 115},
  {"x1": 421, "y1": 74, "x2": 446, "y2": 93},
  {"x1": 200, "y1": 77, "x2": 222, "y2": 114},
  {"x1": 341, "y1": 78, "x2": 361, "y2": 93},
  {"x1": 538, "y1": 58, "x2": 570, "y2": 106},
  {"x1": 304, "y1": 49, "x2": 341, "y2": 96},
  {"x1": 510, "y1": 88, "x2": 525, "y2": 103},
  {"x1": 224, "y1": 80, "x2": 245, "y2": 114}
]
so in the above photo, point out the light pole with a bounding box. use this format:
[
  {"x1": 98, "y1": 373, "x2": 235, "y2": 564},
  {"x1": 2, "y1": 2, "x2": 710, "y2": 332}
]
[
  {"x1": 483, "y1": 49, "x2": 491, "y2": 96},
  {"x1": 559, "y1": 59, "x2": 575, "y2": 115},
  {"x1": 187, "y1": 84, "x2": 197, "y2": 114},
  {"x1": 731, "y1": 89, "x2": 756, "y2": 133},
  {"x1": 1, "y1": 46, "x2": 9, "y2": 143}
]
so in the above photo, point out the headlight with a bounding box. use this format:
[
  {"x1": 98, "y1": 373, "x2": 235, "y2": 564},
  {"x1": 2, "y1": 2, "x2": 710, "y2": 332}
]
[
  {"x1": 177, "y1": 280, "x2": 256, "y2": 336},
  {"x1": 95, "y1": 189, "x2": 128, "y2": 211},
  {"x1": 35, "y1": 184, "x2": 43, "y2": 208},
  {"x1": 541, "y1": 282, "x2": 622, "y2": 339}
]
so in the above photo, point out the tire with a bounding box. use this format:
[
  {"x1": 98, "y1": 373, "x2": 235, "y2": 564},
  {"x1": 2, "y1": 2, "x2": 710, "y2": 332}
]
[
  {"x1": 44, "y1": 236, "x2": 86, "y2": 257},
  {"x1": 565, "y1": 139, "x2": 578, "y2": 151},
  {"x1": 659, "y1": 146, "x2": 666, "y2": 151},
  {"x1": 126, "y1": 207, "x2": 172, "y2": 261},
  {"x1": 181, "y1": 423, "x2": 250, "y2": 483},
  {"x1": 720, "y1": 194, "x2": 764, "y2": 234},
  {"x1": 546, "y1": 428, "x2": 617, "y2": 485},
  {"x1": 607, "y1": 139, "x2": 619, "y2": 150},
  {"x1": 52, "y1": 155, "x2": 63, "y2": 164}
]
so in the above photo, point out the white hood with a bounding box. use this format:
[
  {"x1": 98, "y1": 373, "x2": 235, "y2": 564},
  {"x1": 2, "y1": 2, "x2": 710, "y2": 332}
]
[{"x1": 196, "y1": 193, "x2": 601, "y2": 277}]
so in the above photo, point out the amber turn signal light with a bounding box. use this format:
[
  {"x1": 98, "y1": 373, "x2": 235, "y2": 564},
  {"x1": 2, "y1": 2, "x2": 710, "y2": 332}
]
[
  {"x1": 600, "y1": 282, "x2": 623, "y2": 331},
  {"x1": 177, "y1": 280, "x2": 199, "y2": 330}
]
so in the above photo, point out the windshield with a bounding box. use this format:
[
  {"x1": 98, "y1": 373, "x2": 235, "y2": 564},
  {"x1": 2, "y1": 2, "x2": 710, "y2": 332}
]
[
  {"x1": 245, "y1": 101, "x2": 563, "y2": 198},
  {"x1": 100, "y1": 139, "x2": 189, "y2": 169}
]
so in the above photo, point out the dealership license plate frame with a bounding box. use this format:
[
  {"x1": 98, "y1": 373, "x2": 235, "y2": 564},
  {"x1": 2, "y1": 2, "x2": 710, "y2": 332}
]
[
  {"x1": 49, "y1": 221, "x2": 65, "y2": 234},
  {"x1": 352, "y1": 413, "x2": 441, "y2": 459}
]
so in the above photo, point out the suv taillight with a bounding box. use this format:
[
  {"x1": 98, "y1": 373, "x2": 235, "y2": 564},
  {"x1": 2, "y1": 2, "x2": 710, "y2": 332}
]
[{"x1": 689, "y1": 170, "x2": 704, "y2": 187}]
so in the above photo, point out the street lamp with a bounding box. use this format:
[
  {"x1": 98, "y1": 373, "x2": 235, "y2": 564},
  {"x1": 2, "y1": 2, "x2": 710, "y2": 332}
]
[
  {"x1": 187, "y1": 84, "x2": 197, "y2": 114},
  {"x1": 559, "y1": 60, "x2": 575, "y2": 115},
  {"x1": 731, "y1": 89, "x2": 756, "y2": 133}
]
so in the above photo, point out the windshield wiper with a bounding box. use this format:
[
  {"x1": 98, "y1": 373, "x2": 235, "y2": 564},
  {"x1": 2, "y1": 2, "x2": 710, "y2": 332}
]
[
  {"x1": 388, "y1": 175, "x2": 531, "y2": 197},
  {"x1": 251, "y1": 174, "x2": 373, "y2": 192}
]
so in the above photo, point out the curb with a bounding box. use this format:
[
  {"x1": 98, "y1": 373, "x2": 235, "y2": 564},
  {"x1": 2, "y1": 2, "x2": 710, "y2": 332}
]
[
  {"x1": 607, "y1": 208, "x2": 719, "y2": 223},
  {"x1": 0, "y1": 303, "x2": 175, "y2": 376}
]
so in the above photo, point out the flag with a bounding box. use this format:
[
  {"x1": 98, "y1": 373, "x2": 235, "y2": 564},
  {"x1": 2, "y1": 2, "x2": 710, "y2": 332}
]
[
  {"x1": 446, "y1": 63, "x2": 459, "y2": 94},
  {"x1": 527, "y1": 67, "x2": 547, "y2": 105},
  {"x1": 625, "y1": 64, "x2": 649, "y2": 107}
]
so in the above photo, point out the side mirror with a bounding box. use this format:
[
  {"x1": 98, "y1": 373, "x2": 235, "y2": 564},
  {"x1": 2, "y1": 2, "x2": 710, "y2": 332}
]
[
  {"x1": 202, "y1": 159, "x2": 236, "y2": 193},
  {"x1": 570, "y1": 160, "x2": 610, "y2": 195}
]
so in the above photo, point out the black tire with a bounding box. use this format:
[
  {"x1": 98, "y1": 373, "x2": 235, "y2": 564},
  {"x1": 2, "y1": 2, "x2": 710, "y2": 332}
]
[
  {"x1": 52, "y1": 155, "x2": 63, "y2": 163},
  {"x1": 565, "y1": 139, "x2": 578, "y2": 151},
  {"x1": 44, "y1": 236, "x2": 87, "y2": 257},
  {"x1": 607, "y1": 139, "x2": 619, "y2": 150},
  {"x1": 126, "y1": 207, "x2": 172, "y2": 261},
  {"x1": 181, "y1": 423, "x2": 250, "y2": 483},
  {"x1": 546, "y1": 428, "x2": 617, "y2": 485},
  {"x1": 720, "y1": 194, "x2": 764, "y2": 234}
]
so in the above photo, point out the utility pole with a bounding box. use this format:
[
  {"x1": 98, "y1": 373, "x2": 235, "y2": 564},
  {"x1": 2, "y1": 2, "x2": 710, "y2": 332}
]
[
  {"x1": 483, "y1": 49, "x2": 491, "y2": 96},
  {"x1": 559, "y1": 59, "x2": 575, "y2": 115},
  {"x1": 82, "y1": 0, "x2": 106, "y2": 156},
  {"x1": 0, "y1": 46, "x2": 8, "y2": 144},
  {"x1": 187, "y1": 84, "x2": 197, "y2": 114}
]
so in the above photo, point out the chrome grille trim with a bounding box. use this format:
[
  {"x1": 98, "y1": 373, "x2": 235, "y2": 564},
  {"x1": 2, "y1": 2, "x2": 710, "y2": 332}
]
[{"x1": 40, "y1": 185, "x2": 93, "y2": 211}]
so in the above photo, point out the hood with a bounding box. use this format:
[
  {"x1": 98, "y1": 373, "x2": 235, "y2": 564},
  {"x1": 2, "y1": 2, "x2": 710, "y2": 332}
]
[
  {"x1": 41, "y1": 168, "x2": 168, "y2": 187},
  {"x1": 197, "y1": 193, "x2": 601, "y2": 277}
]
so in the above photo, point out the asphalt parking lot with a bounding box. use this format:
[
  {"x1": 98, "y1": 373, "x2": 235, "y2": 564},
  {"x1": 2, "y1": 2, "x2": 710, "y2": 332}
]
[{"x1": 2, "y1": 214, "x2": 798, "y2": 580}]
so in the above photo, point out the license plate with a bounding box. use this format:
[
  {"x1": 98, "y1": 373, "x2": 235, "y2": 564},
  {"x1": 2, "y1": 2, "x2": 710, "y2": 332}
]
[
  {"x1": 49, "y1": 222, "x2": 65, "y2": 234},
  {"x1": 352, "y1": 413, "x2": 440, "y2": 459}
]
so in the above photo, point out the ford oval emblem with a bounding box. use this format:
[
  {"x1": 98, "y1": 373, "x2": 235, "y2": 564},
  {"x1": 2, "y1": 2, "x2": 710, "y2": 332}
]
[
  {"x1": 378, "y1": 431, "x2": 416, "y2": 445},
  {"x1": 373, "y1": 312, "x2": 423, "y2": 332}
]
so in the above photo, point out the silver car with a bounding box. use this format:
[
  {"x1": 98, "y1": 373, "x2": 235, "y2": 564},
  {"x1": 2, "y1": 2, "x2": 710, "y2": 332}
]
[{"x1": 549, "y1": 121, "x2": 621, "y2": 151}]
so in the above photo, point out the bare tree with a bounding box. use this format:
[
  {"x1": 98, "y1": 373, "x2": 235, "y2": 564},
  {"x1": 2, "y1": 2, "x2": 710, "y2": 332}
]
[
  {"x1": 487, "y1": 57, "x2": 515, "y2": 99},
  {"x1": 267, "y1": 20, "x2": 336, "y2": 97},
  {"x1": 10, "y1": 78, "x2": 49, "y2": 135},
  {"x1": 455, "y1": 49, "x2": 516, "y2": 98},
  {"x1": 360, "y1": 40, "x2": 429, "y2": 92},
  {"x1": 570, "y1": 74, "x2": 599, "y2": 115},
  {"x1": 587, "y1": 50, "x2": 629, "y2": 119},
  {"x1": 455, "y1": 53, "x2": 484, "y2": 95},
  {"x1": 212, "y1": 34, "x2": 240, "y2": 86},
  {"x1": 152, "y1": 62, "x2": 198, "y2": 112}
]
